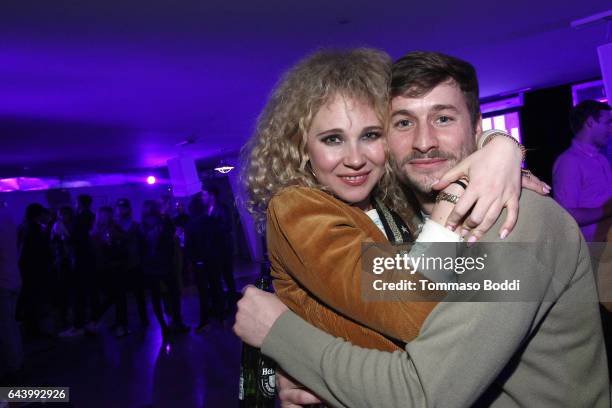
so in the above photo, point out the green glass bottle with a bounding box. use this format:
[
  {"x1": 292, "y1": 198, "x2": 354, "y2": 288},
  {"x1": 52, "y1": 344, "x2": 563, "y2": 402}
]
[{"x1": 238, "y1": 260, "x2": 276, "y2": 407}]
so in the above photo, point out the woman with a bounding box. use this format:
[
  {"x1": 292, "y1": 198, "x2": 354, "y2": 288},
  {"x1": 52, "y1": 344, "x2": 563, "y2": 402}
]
[
  {"x1": 141, "y1": 200, "x2": 189, "y2": 337},
  {"x1": 242, "y1": 48, "x2": 546, "y2": 351},
  {"x1": 51, "y1": 206, "x2": 76, "y2": 330},
  {"x1": 90, "y1": 206, "x2": 128, "y2": 335}
]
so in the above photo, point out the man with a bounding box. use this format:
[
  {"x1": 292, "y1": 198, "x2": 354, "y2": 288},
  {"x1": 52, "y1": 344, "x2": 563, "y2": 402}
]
[
  {"x1": 140, "y1": 199, "x2": 189, "y2": 337},
  {"x1": 114, "y1": 198, "x2": 148, "y2": 334},
  {"x1": 234, "y1": 51, "x2": 610, "y2": 407},
  {"x1": 17, "y1": 203, "x2": 52, "y2": 337},
  {"x1": 72, "y1": 194, "x2": 96, "y2": 333},
  {"x1": 203, "y1": 186, "x2": 237, "y2": 308},
  {"x1": 185, "y1": 191, "x2": 224, "y2": 332},
  {"x1": 172, "y1": 201, "x2": 190, "y2": 231},
  {"x1": 0, "y1": 201, "x2": 23, "y2": 385},
  {"x1": 553, "y1": 100, "x2": 612, "y2": 242}
]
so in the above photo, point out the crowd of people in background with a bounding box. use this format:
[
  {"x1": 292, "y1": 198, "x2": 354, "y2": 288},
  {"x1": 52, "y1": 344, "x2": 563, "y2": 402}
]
[{"x1": 1, "y1": 185, "x2": 237, "y2": 384}]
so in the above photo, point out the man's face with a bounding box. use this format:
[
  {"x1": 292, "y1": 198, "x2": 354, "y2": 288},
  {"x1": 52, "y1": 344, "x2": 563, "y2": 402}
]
[
  {"x1": 387, "y1": 80, "x2": 480, "y2": 195},
  {"x1": 590, "y1": 110, "x2": 612, "y2": 148}
]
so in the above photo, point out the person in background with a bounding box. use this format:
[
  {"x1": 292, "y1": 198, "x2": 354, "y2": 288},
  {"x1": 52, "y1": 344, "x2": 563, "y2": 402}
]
[
  {"x1": 90, "y1": 206, "x2": 128, "y2": 336},
  {"x1": 173, "y1": 200, "x2": 191, "y2": 284},
  {"x1": 156, "y1": 194, "x2": 189, "y2": 333},
  {"x1": 172, "y1": 201, "x2": 190, "y2": 231},
  {"x1": 169, "y1": 218, "x2": 190, "y2": 334},
  {"x1": 69, "y1": 194, "x2": 96, "y2": 335},
  {"x1": 0, "y1": 201, "x2": 23, "y2": 385},
  {"x1": 51, "y1": 206, "x2": 76, "y2": 330},
  {"x1": 115, "y1": 198, "x2": 148, "y2": 329},
  {"x1": 553, "y1": 101, "x2": 612, "y2": 377},
  {"x1": 553, "y1": 100, "x2": 612, "y2": 242},
  {"x1": 141, "y1": 200, "x2": 188, "y2": 338},
  {"x1": 203, "y1": 186, "x2": 237, "y2": 312},
  {"x1": 185, "y1": 194, "x2": 224, "y2": 332},
  {"x1": 158, "y1": 193, "x2": 172, "y2": 219},
  {"x1": 17, "y1": 203, "x2": 52, "y2": 337}
]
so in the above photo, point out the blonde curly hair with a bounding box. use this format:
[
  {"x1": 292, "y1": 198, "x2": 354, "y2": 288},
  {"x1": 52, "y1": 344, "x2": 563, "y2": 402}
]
[{"x1": 241, "y1": 48, "x2": 416, "y2": 231}]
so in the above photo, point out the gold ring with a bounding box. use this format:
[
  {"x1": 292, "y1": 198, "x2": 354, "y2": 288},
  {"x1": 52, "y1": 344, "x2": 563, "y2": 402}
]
[{"x1": 435, "y1": 192, "x2": 460, "y2": 204}]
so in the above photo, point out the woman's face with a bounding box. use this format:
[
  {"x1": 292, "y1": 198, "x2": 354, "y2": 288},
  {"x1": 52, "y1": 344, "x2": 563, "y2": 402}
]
[{"x1": 306, "y1": 94, "x2": 386, "y2": 210}]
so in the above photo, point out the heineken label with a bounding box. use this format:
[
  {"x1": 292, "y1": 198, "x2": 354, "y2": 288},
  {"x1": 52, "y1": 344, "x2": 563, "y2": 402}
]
[
  {"x1": 238, "y1": 367, "x2": 244, "y2": 400},
  {"x1": 257, "y1": 359, "x2": 276, "y2": 397}
]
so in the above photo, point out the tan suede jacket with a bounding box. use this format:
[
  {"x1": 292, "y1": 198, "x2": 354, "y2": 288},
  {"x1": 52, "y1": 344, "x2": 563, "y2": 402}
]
[{"x1": 267, "y1": 186, "x2": 437, "y2": 352}]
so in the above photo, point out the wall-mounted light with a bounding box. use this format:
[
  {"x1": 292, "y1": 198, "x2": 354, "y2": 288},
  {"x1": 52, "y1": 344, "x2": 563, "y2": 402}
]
[
  {"x1": 146, "y1": 176, "x2": 157, "y2": 185},
  {"x1": 214, "y1": 165, "x2": 234, "y2": 174}
]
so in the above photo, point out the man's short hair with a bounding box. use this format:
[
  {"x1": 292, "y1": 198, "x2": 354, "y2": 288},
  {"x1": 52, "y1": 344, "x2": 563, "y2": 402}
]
[
  {"x1": 391, "y1": 51, "x2": 480, "y2": 129},
  {"x1": 569, "y1": 100, "x2": 611, "y2": 135},
  {"x1": 25, "y1": 203, "x2": 46, "y2": 221}
]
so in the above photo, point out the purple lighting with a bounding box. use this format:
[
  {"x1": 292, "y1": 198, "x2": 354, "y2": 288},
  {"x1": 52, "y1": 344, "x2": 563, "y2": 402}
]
[
  {"x1": 0, "y1": 177, "x2": 54, "y2": 192},
  {"x1": 482, "y1": 111, "x2": 522, "y2": 144},
  {"x1": 571, "y1": 80, "x2": 607, "y2": 106},
  {"x1": 146, "y1": 176, "x2": 156, "y2": 185}
]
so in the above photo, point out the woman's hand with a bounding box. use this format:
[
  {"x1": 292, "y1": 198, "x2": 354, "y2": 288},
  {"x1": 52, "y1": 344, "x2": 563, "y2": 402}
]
[
  {"x1": 520, "y1": 169, "x2": 550, "y2": 196},
  {"x1": 277, "y1": 370, "x2": 323, "y2": 407},
  {"x1": 431, "y1": 135, "x2": 550, "y2": 241}
]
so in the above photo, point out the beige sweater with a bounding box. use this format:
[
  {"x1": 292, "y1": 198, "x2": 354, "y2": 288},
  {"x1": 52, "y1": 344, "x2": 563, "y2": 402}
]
[{"x1": 263, "y1": 190, "x2": 610, "y2": 407}]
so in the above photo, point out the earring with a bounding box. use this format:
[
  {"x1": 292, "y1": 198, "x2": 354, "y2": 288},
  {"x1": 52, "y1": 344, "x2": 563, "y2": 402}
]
[{"x1": 306, "y1": 160, "x2": 317, "y2": 179}]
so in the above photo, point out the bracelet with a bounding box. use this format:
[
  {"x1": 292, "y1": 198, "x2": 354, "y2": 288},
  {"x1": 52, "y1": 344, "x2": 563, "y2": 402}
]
[
  {"x1": 477, "y1": 129, "x2": 526, "y2": 162},
  {"x1": 477, "y1": 129, "x2": 505, "y2": 149},
  {"x1": 435, "y1": 191, "x2": 460, "y2": 204}
]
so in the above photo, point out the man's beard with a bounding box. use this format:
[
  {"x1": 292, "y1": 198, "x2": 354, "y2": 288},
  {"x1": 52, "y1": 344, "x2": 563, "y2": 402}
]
[{"x1": 392, "y1": 145, "x2": 473, "y2": 196}]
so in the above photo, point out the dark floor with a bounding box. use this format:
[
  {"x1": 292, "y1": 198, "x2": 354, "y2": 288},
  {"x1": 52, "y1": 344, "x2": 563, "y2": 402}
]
[{"x1": 15, "y1": 262, "x2": 260, "y2": 408}]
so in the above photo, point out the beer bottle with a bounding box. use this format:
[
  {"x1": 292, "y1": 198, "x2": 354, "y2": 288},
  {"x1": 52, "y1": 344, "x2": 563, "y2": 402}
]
[{"x1": 238, "y1": 260, "x2": 276, "y2": 407}]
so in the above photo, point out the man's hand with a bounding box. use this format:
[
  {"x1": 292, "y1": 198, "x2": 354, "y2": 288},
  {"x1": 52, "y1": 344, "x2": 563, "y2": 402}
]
[
  {"x1": 233, "y1": 285, "x2": 289, "y2": 348},
  {"x1": 277, "y1": 370, "x2": 323, "y2": 407}
]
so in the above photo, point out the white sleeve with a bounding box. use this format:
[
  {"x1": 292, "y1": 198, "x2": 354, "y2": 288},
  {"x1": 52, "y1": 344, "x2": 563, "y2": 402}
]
[{"x1": 416, "y1": 219, "x2": 462, "y2": 243}]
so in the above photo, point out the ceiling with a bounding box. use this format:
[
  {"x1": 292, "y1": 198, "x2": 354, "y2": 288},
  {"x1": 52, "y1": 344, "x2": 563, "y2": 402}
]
[{"x1": 1, "y1": 0, "x2": 610, "y2": 179}]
